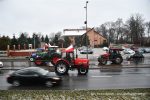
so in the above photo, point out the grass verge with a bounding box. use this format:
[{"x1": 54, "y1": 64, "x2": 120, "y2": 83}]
[{"x1": 0, "y1": 88, "x2": 150, "y2": 100}]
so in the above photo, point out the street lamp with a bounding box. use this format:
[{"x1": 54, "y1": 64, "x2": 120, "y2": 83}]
[
  {"x1": 33, "y1": 34, "x2": 35, "y2": 49},
  {"x1": 84, "y1": 1, "x2": 88, "y2": 59}
]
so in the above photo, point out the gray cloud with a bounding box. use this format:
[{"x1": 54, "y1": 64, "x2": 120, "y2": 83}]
[{"x1": 0, "y1": 0, "x2": 149, "y2": 37}]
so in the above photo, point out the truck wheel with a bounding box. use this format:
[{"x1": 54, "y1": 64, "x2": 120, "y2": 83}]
[
  {"x1": 114, "y1": 57, "x2": 123, "y2": 64},
  {"x1": 78, "y1": 68, "x2": 88, "y2": 75},
  {"x1": 34, "y1": 58, "x2": 43, "y2": 66},
  {"x1": 55, "y1": 61, "x2": 69, "y2": 76}
]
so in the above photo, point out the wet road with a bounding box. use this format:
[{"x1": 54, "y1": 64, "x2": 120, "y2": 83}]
[{"x1": 0, "y1": 67, "x2": 150, "y2": 90}]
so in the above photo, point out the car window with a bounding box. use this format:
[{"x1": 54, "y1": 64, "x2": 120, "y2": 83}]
[
  {"x1": 16, "y1": 70, "x2": 39, "y2": 76},
  {"x1": 36, "y1": 68, "x2": 49, "y2": 75},
  {"x1": 16, "y1": 69, "x2": 29, "y2": 75}
]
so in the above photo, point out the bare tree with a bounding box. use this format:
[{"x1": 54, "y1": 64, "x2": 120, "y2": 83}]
[
  {"x1": 145, "y1": 22, "x2": 150, "y2": 45},
  {"x1": 95, "y1": 24, "x2": 107, "y2": 38},
  {"x1": 114, "y1": 18, "x2": 124, "y2": 44},
  {"x1": 127, "y1": 14, "x2": 145, "y2": 45}
]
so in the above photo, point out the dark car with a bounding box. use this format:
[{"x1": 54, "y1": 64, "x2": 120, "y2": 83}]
[
  {"x1": 127, "y1": 51, "x2": 144, "y2": 61},
  {"x1": 143, "y1": 48, "x2": 150, "y2": 53},
  {"x1": 7, "y1": 67, "x2": 62, "y2": 87},
  {"x1": 80, "y1": 49, "x2": 93, "y2": 54}
]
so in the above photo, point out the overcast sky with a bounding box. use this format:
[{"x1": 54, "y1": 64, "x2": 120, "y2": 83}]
[{"x1": 0, "y1": 0, "x2": 149, "y2": 37}]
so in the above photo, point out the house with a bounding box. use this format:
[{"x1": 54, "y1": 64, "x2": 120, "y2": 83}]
[{"x1": 62, "y1": 28, "x2": 107, "y2": 47}]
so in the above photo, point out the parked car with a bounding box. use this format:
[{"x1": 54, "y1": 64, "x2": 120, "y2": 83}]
[
  {"x1": 78, "y1": 46, "x2": 87, "y2": 51},
  {"x1": 137, "y1": 48, "x2": 144, "y2": 54},
  {"x1": 7, "y1": 67, "x2": 62, "y2": 87},
  {"x1": 0, "y1": 61, "x2": 3, "y2": 68},
  {"x1": 80, "y1": 49, "x2": 93, "y2": 54},
  {"x1": 123, "y1": 48, "x2": 135, "y2": 54},
  {"x1": 143, "y1": 48, "x2": 150, "y2": 53}
]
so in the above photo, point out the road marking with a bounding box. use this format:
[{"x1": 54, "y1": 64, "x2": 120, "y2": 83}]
[{"x1": 91, "y1": 76, "x2": 112, "y2": 78}]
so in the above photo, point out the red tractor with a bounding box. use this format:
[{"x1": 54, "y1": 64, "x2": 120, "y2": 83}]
[
  {"x1": 98, "y1": 48, "x2": 123, "y2": 65},
  {"x1": 53, "y1": 45, "x2": 89, "y2": 76}
]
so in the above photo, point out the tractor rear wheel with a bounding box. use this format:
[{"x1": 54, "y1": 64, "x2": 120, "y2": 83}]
[
  {"x1": 55, "y1": 61, "x2": 69, "y2": 76},
  {"x1": 34, "y1": 57, "x2": 43, "y2": 66},
  {"x1": 78, "y1": 68, "x2": 88, "y2": 75},
  {"x1": 114, "y1": 56, "x2": 123, "y2": 64}
]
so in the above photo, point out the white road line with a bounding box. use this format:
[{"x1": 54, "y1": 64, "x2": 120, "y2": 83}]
[{"x1": 91, "y1": 76, "x2": 112, "y2": 78}]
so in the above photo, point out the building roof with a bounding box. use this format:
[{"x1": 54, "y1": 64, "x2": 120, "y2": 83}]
[
  {"x1": 62, "y1": 29, "x2": 86, "y2": 37},
  {"x1": 62, "y1": 28, "x2": 107, "y2": 40}
]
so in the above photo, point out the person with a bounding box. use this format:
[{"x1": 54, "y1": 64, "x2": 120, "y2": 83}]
[{"x1": 66, "y1": 53, "x2": 71, "y2": 62}]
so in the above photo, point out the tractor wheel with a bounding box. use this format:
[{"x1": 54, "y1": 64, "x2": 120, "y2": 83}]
[
  {"x1": 34, "y1": 57, "x2": 43, "y2": 66},
  {"x1": 114, "y1": 56, "x2": 123, "y2": 64},
  {"x1": 99, "y1": 58, "x2": 107, "y2": 65},
  {"x1": 78, "y1": 68, "x2": 88, "y2": 75},
  {"x1": 55, "y1": 61, "x2": 69, "y2": 76},
  {"x1": 29, "y1": 57, "x2": 34, "y2": 62}
]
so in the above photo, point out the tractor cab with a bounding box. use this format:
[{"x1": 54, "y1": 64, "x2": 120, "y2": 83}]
[
  {"x1": 108, "y1": 48, "x2": 123, "y2": 59},
  {"x1": 63, "y1": 51, "x2": 74, "y2": 63}
]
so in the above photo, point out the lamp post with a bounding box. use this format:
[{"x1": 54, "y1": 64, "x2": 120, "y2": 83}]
[
  {"x1": 84, "y1": 1, "x2": 88, "y2": 59},
  {"x1": 33, "y1": 34, "x2": 35, "y2": 49}
]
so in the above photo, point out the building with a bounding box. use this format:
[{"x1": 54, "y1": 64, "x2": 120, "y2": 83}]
[{"x1": 62, "y1": 28, "x2": 107, "y2": 47}]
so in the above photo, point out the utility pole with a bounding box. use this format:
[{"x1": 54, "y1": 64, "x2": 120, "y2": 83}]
[
  {"x1": 33, "y1": 34, "x2": 35, "y2": 49},
  {"x1": 84, "y1": 1, "x2": 88, "y2": 59}
]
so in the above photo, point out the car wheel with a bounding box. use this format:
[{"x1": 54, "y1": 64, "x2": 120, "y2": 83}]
[
  {"x1": 12, "y1": 80, "x2": 20, "y2": 87},
  {"x1": 78, "y1": 68, "x2": 88, "y2": 75},
  {"x1": 45, "y1": 81, "x2": 53, "y2": 87},
  {"x1": 55, "y1": 61, "x2": 69, "y2": 76}
]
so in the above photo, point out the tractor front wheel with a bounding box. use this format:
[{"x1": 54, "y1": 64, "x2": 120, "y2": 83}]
[
  {"x1": 55, "y1": 61, "x2": 69, "y2": 76},
  {"x1": 78, "y1": 68, "x2": 88, "y2": 75},
  {"x1": 99, "y1": 58, "x2": 107, "y2": 65}
]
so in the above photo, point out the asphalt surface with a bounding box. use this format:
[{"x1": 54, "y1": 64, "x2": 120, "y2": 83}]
[{"x1": 0, "y1": 67, "x2": 150, "y2": 90}]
